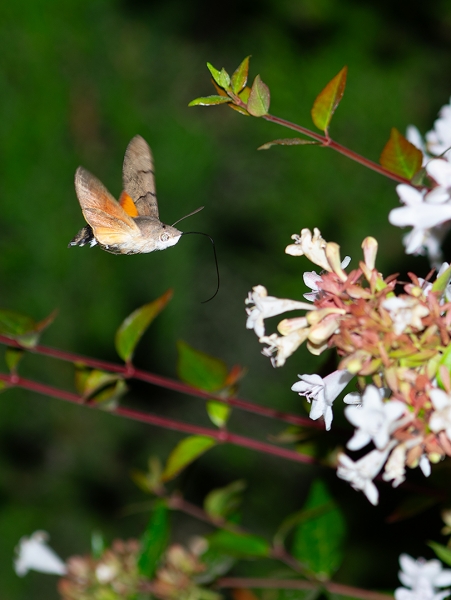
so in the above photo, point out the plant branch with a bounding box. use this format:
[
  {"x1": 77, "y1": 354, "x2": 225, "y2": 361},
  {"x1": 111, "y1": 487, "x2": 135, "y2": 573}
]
[
  {"x1": 0, "y1": 334, "x2": 323, "y2": 430},
  {"x1": 0, "y1": 372, "x2": 316, "y2": 465}
]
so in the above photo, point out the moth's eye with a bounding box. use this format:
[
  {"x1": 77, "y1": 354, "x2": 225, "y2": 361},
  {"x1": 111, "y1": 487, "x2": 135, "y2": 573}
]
[{"x1": 160, "y1": 232, "x2": 170, "y2": 242}]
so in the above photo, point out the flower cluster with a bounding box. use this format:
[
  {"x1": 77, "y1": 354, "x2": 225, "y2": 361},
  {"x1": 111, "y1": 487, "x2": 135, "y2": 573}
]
[
  {"x1": 245, "y1": 227, "x2": 451, "y2": 503},
  {"x1": 390, "y1": 98, "x2": 451, "y2": 266},
  {"x1": 395, "y1": 554, "x2": 451, "y2": 600}
]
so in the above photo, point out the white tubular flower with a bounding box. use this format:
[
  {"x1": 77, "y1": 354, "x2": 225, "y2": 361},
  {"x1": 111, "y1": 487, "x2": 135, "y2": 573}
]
[
  {"x1": 382, "y1": 296, "x2": 429, "y2": 336},
  {"x1": 419, "y1": 454, "x2": 432, "y2": 477},
  {"x1": 14, "y1": 531, "x2": 67, "y2": 577},
  {"x1": 383, "y1": 443, "x2": 407, "y2": 487},
  {"x1": 285, "y1": 228, "x2": 331, "y2": 271},
  {"x1": 345, "y1": 385, "x2": 405, "y2": 451},
  {"x1": 245, "y1": 285, "x2": 311, "y2": 338},
  {"x1": 343, "y1": 391, "x2": 362, "y2": 405},
  {"x1": 406, "y1": 125, "x2": 429, "y2": 165},
  {"x1": 396, "y1": 553, "x2": 451, "y2": 600},
  {"x1": 337, "y1": 446, "x2": 391, "y2": 505},
  {"x1": 303, "y1": 271, "x2": 324, "y2": 301},
  {"x1": 292, "y1": 369, "x2": 354, "y2": 431},
  {"x1": 427, "y1": 160, "x2": 451, "y2": 204},
  {"x1": 429, "y1": 389, "x2": 451, "y2": 440},
  {"x1": 426, "y1": 99, "x2": 451, "y2": 157},
  {"x1": 260, "y1": 329, "x2": 309, "y2": 367}
]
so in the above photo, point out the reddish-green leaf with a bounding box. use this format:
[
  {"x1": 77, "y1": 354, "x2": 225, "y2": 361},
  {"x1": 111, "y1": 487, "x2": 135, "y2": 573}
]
[
  {"x1": 188, "y1": 95, "x2": 231, "y2": 107},
  {"x1": 0, "y1": 309, "x2": 56, "y2": 348},
  {"x1": 75, "y1": 365, "x2": 121, "y2": 397},
  {"x1": 311, "y1": 66, "x2": 348, "y2": 133},
  {"x1": 204, "y1": 480, "x2": 246, "y2": 520},
  {"x1": 247, "y1": 75, "x2": 270, "y2": 117},
  {"x1": 231, "y1": 56, "x2": 251, "y2": 94},
  {"x1": 258, "y1": 138, "x2": 320, "y2": 150},
  {"x1": 208, "y1": 530, "x2": 270, "y2": 558},
  {"x1": 177, "y1": 340, "x2": 229, "y2": 392},
  {"x1": 162, "y1": 435, "x2": 217, "y2": 482},
  {"x1": 380, "y1": 128, "x2": 423, "y2": 179},
  {"x1": 206, "y1": 400, "x2": 231, "y2": 428},
  {"x1": 115, "y1": 289, "x2": 173, "y2": 363},
  {"x1": 138, "y1": 501, "x2": 169, "y2": 577}
]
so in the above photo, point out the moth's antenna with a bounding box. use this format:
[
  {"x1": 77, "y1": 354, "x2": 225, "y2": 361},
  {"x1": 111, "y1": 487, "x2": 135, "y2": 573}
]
[
  {"x1": 172, "y1": 206, "x2": 204, "y2": 227},
  {"x1": 181, "y1": 231, "x2": 220, "y2": 303}
]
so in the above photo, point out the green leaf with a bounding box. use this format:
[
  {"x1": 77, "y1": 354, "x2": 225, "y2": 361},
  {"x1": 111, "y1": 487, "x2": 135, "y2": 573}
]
[
  {"x1": 138, "y1": 501, "x2": 169, "y2": 577},
  {"x1": 206, "y1": 62, "x2": 231, "y2": 89},
  {"x1": 74, "y1": 365, "x2": 122, "y2": 397},
  {"x1": 432, "y1": 264, "x2": 451, "y2": 296},
  {"x1": 177, "y1": 340, "x2": 229, "y2": 392},
  {"x1": 188, "y1": 95, "x2": 232, "y2": 107},
  {"x1": 115, "y1": 289, "x2": 173, "y2": 363},
  {"x1": 5, "y1": 347, "x2": 24, "y2": 372},
  {"x1": 162, "y1": 435, "x2": 217, "y2": 482},
  {"x1": 0, "y1": 309, "x2": 56, "y2": 348},
  {"x1": 247, "y1": 75, "x2": 270, "y2": 117},
  {"x1": 258, "y1": 138, "x2": 320, "y2": 151},
  {"x1": 311, "y1": 66, "x2": 347, "y2": 133},
  {"x1": 208, "y1": 529, "x2": 270, "y2": 558},
  {"x1": 91, "y1": 379, "x2": 128, "y2": 410},
  {"x1": 429, "y1": 541, "x2": 451, "y2": 566},
  {"x1": 231, "y1": 56, "x2": 251, "y2": 94},
  {"x1": 206, "y1": 400, "x2": 231, "y2": 428},
  {"x1": 291, "y1": 480, "x2": 346, "y2": 578},
  {"x1": 131, "y1": 456, "x2": 163, "y2": 495},
  {"x1": 204, "y1": 479, "x2": 246, "y2": 520},
  {"x1": 380, "y1": 128, "x2": 423, "y2": 179},
  {"x1": 91, "y1": 531, "x2": 105, "y2": 559}
]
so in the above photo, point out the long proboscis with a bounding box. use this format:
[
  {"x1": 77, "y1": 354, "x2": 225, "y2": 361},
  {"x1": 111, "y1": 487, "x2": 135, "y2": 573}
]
[{"x1": 181, "y1": 231, "x2": 220, "y2": 303}]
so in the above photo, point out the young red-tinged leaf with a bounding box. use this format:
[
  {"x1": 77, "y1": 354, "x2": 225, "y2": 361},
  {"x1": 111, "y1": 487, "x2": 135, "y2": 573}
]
[
  {"x1": 206, "y1": 62, "x2": 231, "y2": 89},
  {"x1": 380, "y1": 128, "x2": 423, "y2": 179},
  {"x1": 177, "y1": 340, "x2": 229, "y2": 392},
  {"x1": 429, "y1": 541, "x2": 451, "y2": 567},
  {"x1": 208, "y1": 530, "x2": 270, "y2": 558},
  {"x1": 204, "y1": 479, "x2": 246, "y2": 520},
  {"x1": 188, "y1": 95, "x2": 232, "y2": 107},
  {"x1": 131, "y1": 456, "x2": 163, "y2": 495},
  {"x1": 162, "y1": 435, "x2": 217, "y2": 482},
  {"x1": 311, "y1": 66, "x2": 348, "y2": 134},
  {"x1": 231, "y1": 56, "x2": 251, "y2": 94},
  {"x1": 74, "y1": 365, "x2": 122, "y2": 397},
  {"x1": 206, "y1": 400, "x2": 231, "y2": 428},
  {"x1": 0, "y1": 308, "x2": 56, "y2": 348},
  {"x1": 247, "y1": 75, "x2": 270, "y2": 117},
  {"x1": 5, "y1": 347, "x2": 24, "y2": 372},
  {"x1": 258, "y1": 138, "x2": 320, "y2": 150},
  {"x1": 138, "y1": 501, "x2": 169, "y2": 577},
  {"x1": 291, "y1": 480, "x2": 346, "y2": 577},
  {"x1": 115, "y1": 289, "x2": 173, "y2": 363}
]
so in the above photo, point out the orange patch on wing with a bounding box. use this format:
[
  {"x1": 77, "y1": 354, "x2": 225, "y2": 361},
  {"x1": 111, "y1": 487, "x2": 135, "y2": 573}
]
[{"x1": 119, "y1": 191, "x2": 139, "y2": 217}]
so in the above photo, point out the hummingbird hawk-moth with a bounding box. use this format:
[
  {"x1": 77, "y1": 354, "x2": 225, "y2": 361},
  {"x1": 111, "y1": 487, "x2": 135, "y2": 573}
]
[{"x1": 69, "y1": 135, "x2": 193, "y2": 254}]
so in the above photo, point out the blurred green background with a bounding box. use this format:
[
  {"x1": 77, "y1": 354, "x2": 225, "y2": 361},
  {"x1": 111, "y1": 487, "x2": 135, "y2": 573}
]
[{"x1": 2, "y1": 0, "x2": 451, "y2": 597}]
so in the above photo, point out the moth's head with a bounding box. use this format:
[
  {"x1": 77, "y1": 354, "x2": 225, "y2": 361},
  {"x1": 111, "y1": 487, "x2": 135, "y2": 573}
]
[{"x1": 155, "y1": 224, "x2": 182, "y2": 250}]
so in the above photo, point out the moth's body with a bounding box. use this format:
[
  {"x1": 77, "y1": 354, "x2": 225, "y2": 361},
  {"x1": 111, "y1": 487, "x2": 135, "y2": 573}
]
[{"x1": 69, "y1": 135, "x2": 182, "y2": 254}]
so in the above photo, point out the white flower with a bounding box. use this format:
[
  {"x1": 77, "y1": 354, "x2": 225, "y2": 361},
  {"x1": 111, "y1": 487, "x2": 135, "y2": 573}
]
[
  {"x1": 337, "y1": 447, "x2": 391, "y2": 505},
  {"x1": 292, "y1": 370, "x2": 354, "y2": 431},
  {"x1": 343, "y1": 391, "x2": 362, "y2": 405},
  {"x1": 383, "y1": 443, "x2": 407, "y2": 487},
  {"x1": 260, "y1": 329, "x2": 309, "y2": 367},
  {"x1": 345, "y1": 385, "x2": 405, "y2": 450},
  {"x1": 406, "y1": 125, "x2": 429, "y2": 165},
  {"x1": 426, "y1": 160, "x2": 451, "y2": 204},
  {"x1": 303, "y1": 271, "x2": 323, "y2": 301},
  {"x1": 390, "y1": 184, "x2": 451, "y2": 231},
  {"x1": 245, "y1": 285, "x2": 311, "y2": 338},
  {"x1": 14, "y1": 531, "x2": 67, "y2": 577},
  {"x1": 429, "y1": 388, "x2": 451, "y2": 440},
  {"x1": 426, "y1": 98, "x2": 451, "y2": 157},
  {"x1": 285, "y1": 228, "x2": 330, "y2": 271},
  {"x1": 398, "y1": 553, "x2": 451, "y2": 591},
  {"x1": 419, "y1": 454, "x2": 432, "y2": 477},
  {"x1": 382, "y1": 296, "x2": 429, "y2": 335}
]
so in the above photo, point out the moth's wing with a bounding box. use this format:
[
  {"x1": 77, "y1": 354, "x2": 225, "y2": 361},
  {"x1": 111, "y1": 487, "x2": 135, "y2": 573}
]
[
  {"x1": 122, "y1": 135, "x2": 159, "y2": 218},
  {"x1": 74, "y1": 167, "x2": 140, "y2": 247}
]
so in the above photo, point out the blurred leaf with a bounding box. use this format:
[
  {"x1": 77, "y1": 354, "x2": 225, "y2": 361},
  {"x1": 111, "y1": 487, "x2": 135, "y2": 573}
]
[
  {"x1": 259, "y1": 138, "x2": 319, "y2": 150},
  {"x1": 432, "y1": 264, "x2": 451, "y2": 295},
  {"x1": 231, "y1": 56, "x2": 251, "y2": 94},
  {"x1": 195, "y1": 546, "x2": 235, "y2": 584},
  {"x1": 206, "y1": 62, "x2": 231, "y2": 89},
  {"x1": 429, "y1": 541, "x2": 451, "y2": 566},
  {"x1": 380, "y1": 128, "x2": 423, "y2": 179},
  {"x1": 138, "y1": 501, "x2": 169, "y2": 578},
  {"x1": 0, "y1": 380, "x2": 9, "y2": 392},
  {"x1": 232, "y1": 590, "x2": 259, "y2": 600},
  {"x1": 189, "y1": 95, "x2": 232, "y2": 107},
  {"x1": 91, "y1": 531, "x2": 105, "y2": 559},
  {"x1": 74, "y1": 365, "x2": 122, "y2": 397},
  {"x1": 177, "y1": 340, "x2": 229, "y2": 392},
  {"x1": 0, "y1": 308, "x2": 56, "y2": 348},
  {"x1": 208, "y1": 529, "x2": 270, "y2": 558},
  {"x1": 115, "y1": 289, "x2": 173, "y2": 363},
  {"x1": 204, "y1": 480, "x2": 246, "y2": 520},
  {"x1": 247, "y1": 75, "x2": 270, "y2": 117},
  {"x1": 206, "y1": 401, "x2": 231, "y2": 428},
  {"x1": 291, "y1": 480, "x2": 346, "y2": 577},
  {"x1": 311, "y1": 66, "x2": 347, "y2": 133},
  {"x1": 131, "y1": 456, "x2": 164, "y2": 495},
  {"x1": 162, "y1": 435, "x2": 217, "y2": 482},
  {"x1": 5, "y1": 347, "x2": 24, "y2": 372},
  {"x1": 438, "y1": 343, "x2": 451, "y2": 389},
  {"x1": 91, "y1": 379, "x2": 128, "y2": 410}
]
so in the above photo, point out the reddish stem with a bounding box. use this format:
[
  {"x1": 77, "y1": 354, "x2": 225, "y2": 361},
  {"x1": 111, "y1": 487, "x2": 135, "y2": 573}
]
[
  {"x1": 0, "y1": 372, "x2": 316, "y2": 465},
  {"x1": 0, "y1": 335, "x2": 321, "y2": 430}
]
